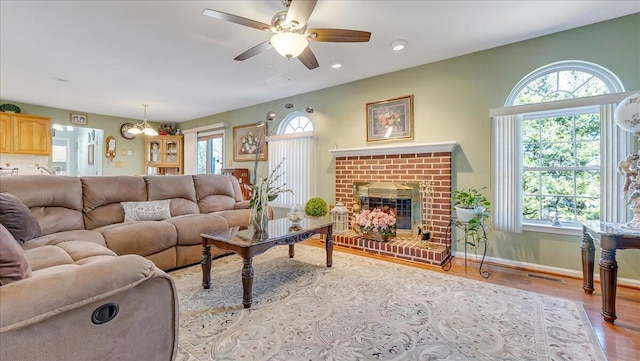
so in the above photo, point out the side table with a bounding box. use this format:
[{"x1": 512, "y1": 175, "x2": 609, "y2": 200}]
[{"x1": 581, "y1": 221, "x2": 640, "y2": 323}]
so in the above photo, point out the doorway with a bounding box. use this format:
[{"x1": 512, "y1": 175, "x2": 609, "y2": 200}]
[{"x1": 52, "y1": 124, "x2": 104, "y2": 176}]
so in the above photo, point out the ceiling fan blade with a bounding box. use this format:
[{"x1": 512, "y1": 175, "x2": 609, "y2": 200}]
[
  {"x1": 297, "y1": 46, "x2": 319, "y2": 70},
  {"x1": 202, "y1": 8, "x2": 273, "y2": 32},
  {"x1": 285, "y1": 0, "x2": 317, "y2": 29},
  {"x1": 307, "y1": 28, "x2": 371, "y2": 42},
  {"x1": 234, "y1": 41, "x2": 274, "y2": 61}
]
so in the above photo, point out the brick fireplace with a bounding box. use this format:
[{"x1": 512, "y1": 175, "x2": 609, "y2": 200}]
[{"x1": 329, "y1": 142, "x2": 457, "y2": 266}]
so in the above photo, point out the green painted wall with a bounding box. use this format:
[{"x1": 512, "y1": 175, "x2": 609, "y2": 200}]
[{"x1": 182, "y1": 14, "x2": 640, "y2": 280}]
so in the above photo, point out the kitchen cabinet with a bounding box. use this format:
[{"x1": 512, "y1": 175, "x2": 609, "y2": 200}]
[
  {"x1": 0, "y1": 113, "x2": 51, "y2": 155},
  {"x1": 145, "y1": 135, "x2": 183, "y2": 175}
]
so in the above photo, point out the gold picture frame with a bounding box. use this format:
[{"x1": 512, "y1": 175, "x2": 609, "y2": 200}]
[
  {"x1": 366, "y1": 95, "x2": 414, "y2": 142},
  {"x1": 233, "y1": 124, "x2": 267, "y2": 161}
]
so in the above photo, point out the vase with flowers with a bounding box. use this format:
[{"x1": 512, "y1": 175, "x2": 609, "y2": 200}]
[
  {"x1": 246, "y1": 157, "x2": 292, "y2": 233},
  {"x1": 352, "y1": 207, "x2": 397, "y2": 242}
]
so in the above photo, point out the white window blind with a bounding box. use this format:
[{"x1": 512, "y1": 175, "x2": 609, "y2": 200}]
[
  {"x1": 600, "y1": 103, "x2": 631, "y2": 223},
  {"x1": 267, "y1": 132, "x2": 317, "y2": 208},
  {"x1": 491, "y1": 114, "x2": 523, "y2": 232}
]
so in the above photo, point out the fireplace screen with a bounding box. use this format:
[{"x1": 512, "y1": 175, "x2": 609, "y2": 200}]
[{"x1": 353, "y1": 182, "x2": 421, "y2": 233}]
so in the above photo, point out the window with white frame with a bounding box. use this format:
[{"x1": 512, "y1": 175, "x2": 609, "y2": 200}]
[
  {"x1": 492, "y1": 60, "x2": 629, "y2": 233},
  {"x1": 268, "y1": 112, "x2": 317, "y2": 208},
  {"x1": 196, "y1": 132, "x2": 223, "y2": 174}
]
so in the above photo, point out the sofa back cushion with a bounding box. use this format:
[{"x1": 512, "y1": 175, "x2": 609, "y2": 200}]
[
  {"x1": 193, "y1": 174, "x2": 240, "y2": 213},
  {"x1": 82, "y1": 176, "x2": 147, "y2": 229},
  {"x1": 144, "y1": 175, "x2": 199, "y2": 216},
  {"x1": 0, "y1": 175, "x2": 84, "y2": 235}
]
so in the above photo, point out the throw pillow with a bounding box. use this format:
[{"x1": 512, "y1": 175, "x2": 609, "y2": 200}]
[
  {"x1": 0, "y1": 192, "x2": 42, "y2": 244},
  {"x1": 121, "y1": 200, "x2": 171, "y2": 222},
  {"x1": 0, "y1": 224, "x2": 32, "y2": 286}
]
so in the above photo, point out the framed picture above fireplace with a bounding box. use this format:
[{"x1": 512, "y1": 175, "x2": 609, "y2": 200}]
[{"x1": 366, "y1": 95, "x2": 414, "y2": 142}]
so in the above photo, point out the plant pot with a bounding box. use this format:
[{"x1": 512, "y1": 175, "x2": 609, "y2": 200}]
[{"x1": 455, "y1": 206, "x2": 477, "y2": 223}]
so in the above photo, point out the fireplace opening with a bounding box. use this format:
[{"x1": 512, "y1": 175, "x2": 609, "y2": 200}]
[{"x1": 353, "y1": 182, "x2": 422, "y2": 235}]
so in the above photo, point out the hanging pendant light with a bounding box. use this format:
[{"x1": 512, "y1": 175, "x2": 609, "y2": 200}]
[{"x1": 128, "y1": 104, "x2": 159, "y2": 136}]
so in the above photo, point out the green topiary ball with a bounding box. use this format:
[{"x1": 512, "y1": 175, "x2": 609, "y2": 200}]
[{"x1": 304, "y1": 197, "x2": 328, "y2": 217}]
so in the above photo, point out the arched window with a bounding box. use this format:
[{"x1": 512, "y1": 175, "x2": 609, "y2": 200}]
[
  {"x1": 506, "y1": 60, "x2": 623, "y2": 106},
  {"x1": 492, "y1": 60, "x2": 628, "y2": 234},
  {"x1": 268, "y1": 111, "x2": 317, "y2": 208},
  {"x1": 278, "y1": 112, "x2": 314, "y2": 134}
]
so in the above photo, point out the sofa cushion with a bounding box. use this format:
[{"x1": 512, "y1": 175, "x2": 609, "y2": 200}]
[
  {"x1": 95, "y1": 221, "x2": 177, "y2": 258},
  {"x1": 82, "y1": 176, "x2": 147, "y2": 230},
  {"x1": 0, "y1": 224, "x2": 32, "y2": 285},
  {"x1": 0, "y1": 175, "x2": 84, "y2": 236},
  {"x1": 0, "y1": 192, "x2": 42, "y2": 244},
  {"x1": 163, "y1": 214, "x2": 229, "y2": 246},
  {"x1": 21, "y1": 230, "x2": 107, "y2": 251},
  {"x1": 121, "y1": 200, "x2": 171, "y2": 221},
  {"x1": 144, "y1": 175, "x2": 199, "y2": 216},
  {"x1": 193, "y1": 175, "x2": 239, "y2": 213}
]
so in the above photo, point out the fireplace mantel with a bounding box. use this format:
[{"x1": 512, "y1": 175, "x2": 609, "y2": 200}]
[{"x1": 328, "y1": 141, "x2": 458, "y2": 157}]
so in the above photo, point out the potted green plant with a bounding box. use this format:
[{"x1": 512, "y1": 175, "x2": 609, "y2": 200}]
[
  {"x1": 304, "y1": 197, "x2": 328, "y2": 217},
  {"x1": 451, "y1": 187, "x2": 491, "y2": 249}
]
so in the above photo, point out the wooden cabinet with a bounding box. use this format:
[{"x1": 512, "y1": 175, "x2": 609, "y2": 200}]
[
  {"x1": 0, "y1": 113, "x2": 51, "y2": 155},
  {"x1": 145, "y1": 135, "x2": 183, "y2": 175},
  {"x1": 222, "y1": 168, "x2": 252, "y2": 200}
]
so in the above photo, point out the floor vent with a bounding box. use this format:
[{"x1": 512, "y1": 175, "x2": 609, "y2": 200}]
[{"x1": 527, "y1": 273, "x2": 565, "y2": 283}]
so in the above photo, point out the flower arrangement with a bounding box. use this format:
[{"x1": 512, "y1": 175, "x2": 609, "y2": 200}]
[
  {"x1": 352, "y1": 207, "x2": 397, "y2": 239},
  {"x1": 245, "y1": 157, "x2": 292, "y2": 230}
]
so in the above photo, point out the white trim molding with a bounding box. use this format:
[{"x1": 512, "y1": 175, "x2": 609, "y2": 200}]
[
  {"x1": 329, "y1": 141, "x2": 458, "y2": 157},
  {"x1": 453, "y1": 251, "x2": 640, "y2": 289},
  {"x1": 181, "y1": 122, "x2": 227, "y2": 134}
]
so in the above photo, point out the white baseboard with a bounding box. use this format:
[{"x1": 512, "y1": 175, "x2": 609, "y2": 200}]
[{"x1": 453, "y1": 251, "x2": 640, "y2": 289}]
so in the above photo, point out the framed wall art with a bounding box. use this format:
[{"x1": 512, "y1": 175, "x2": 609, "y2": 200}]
[
  {"x1": 70, "y1": 113, "x2": 88, "y2": 125},
  {"x1": 366, "y1": 95, "x2": 414, "y2": 142},
  {"x1": 233, "y1": 124, "x2": 267, "y2": 161}
]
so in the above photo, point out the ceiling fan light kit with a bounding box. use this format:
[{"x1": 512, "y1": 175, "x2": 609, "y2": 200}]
[
  {"x1": 271, "y1": 32, "x2": 308, "y2": 58},
  {"x1": 202, "y1": 0, "x2": 370, "y2": 70}
]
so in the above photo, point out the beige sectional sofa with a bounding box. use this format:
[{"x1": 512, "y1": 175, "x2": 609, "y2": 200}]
[{"x1": 0, "y1": 174, "x2": 253, "y2": 361}]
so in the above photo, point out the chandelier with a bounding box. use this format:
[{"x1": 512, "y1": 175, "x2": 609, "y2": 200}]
[{"x1": 127, "y1": 104, "x2": 158, "y2": 136}]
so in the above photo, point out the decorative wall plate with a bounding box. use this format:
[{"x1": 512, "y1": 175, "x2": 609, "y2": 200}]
[
  {"x1": 120, "y1": 123, "x2": 136, "y2": 139},
  {"x1": 0, "y1": 103, "x2": 21, "y2": 113}
]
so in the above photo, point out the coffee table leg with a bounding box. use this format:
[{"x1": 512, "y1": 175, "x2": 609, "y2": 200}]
[
  {"x1": 242, "y1": 257, "x2": 254, "y2": 308},
  {"x1": 289, "y1": 244, "x2": 295, "y2": 258},
  {"x1": 201, "y1": 244, "x2": 212, "y2": 289},
  {"x1": 326, "y1": 229, "x2": 333, "y2": 267}
]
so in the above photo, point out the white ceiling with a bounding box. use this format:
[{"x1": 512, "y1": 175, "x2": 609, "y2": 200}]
[{"x1": 1, "y1": 1, "x2": 638, "y2": 122}]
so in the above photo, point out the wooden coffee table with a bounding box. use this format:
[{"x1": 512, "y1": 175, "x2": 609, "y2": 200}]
[{"x1": 201, "y1": 217, "x2": 334, "y2": 308}]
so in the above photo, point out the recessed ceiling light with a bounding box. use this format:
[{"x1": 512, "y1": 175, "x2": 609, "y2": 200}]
[
  {"x1": 390, "y1": 39, "x2": 407, "y2": 51},
  {"x1": 330, "y1": 60, "x2": 343, "y2": 69}
]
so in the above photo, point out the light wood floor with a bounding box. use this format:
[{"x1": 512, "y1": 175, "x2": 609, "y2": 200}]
[{"x1": 302, "y1": 240, "x2": 640, "y2": 361}]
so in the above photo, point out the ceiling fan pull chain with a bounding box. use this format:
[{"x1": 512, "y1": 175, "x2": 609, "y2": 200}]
[{"x1": 287, "y1": 59, "x2": 291, "y2": 81}]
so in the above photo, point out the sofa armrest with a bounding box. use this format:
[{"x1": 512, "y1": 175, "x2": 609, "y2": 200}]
[{"x1": 0, "y1": 254, "x2": 164, "y2": 332}]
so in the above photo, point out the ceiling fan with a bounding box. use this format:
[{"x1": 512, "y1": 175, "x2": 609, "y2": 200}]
[{"x1": 202, "y1": 0, "x2": 371, "y2": 70}]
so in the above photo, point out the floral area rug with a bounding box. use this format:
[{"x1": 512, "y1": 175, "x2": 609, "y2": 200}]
[{"x1": 172, "y1": 245, "x2": 606, "y2": 361}]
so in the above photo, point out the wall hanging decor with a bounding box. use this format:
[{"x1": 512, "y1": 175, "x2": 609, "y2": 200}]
[{"x1": 366, "y1": 95, "x2": 414, "y2": 142}]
